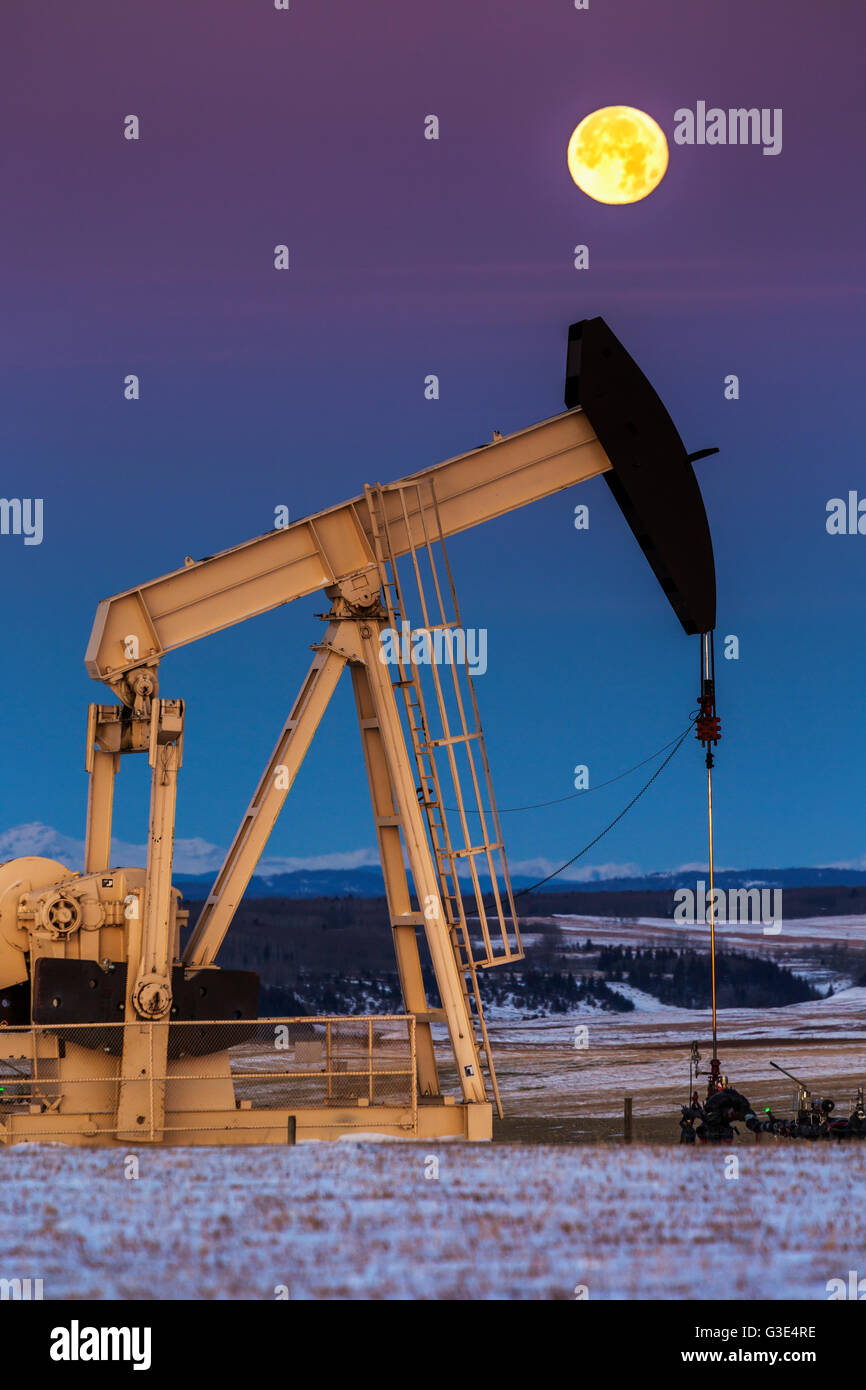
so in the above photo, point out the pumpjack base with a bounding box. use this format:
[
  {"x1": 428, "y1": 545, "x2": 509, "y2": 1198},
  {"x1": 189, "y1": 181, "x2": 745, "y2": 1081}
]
[
  {"x1": 0, "y1": 1014, "x2": 493, "y2": 1146},
  {"x1": 0, "y1": 1100, "x2": 493, "y2": 1147}
]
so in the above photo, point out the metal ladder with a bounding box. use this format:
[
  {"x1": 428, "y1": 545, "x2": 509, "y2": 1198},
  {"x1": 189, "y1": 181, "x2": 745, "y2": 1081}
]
[{"x1": 364, "y1": 479, "x2": 523, "y2": 1114}]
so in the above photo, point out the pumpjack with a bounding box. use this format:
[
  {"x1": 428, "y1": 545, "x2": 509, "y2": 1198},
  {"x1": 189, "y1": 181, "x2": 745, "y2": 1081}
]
[{"x1": 0, "y1": 318, "x2": 717, "y2": 1145}]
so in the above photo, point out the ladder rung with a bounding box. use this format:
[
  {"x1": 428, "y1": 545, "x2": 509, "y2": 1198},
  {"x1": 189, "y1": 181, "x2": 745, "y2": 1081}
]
[{"x1": 428, "y1": 732, "x2": 481, "y2": 748}]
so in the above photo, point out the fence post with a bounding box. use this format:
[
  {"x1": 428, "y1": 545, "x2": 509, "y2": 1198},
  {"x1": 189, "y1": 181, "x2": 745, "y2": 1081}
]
[{"x1": 624, "y1": 1096, "x2": 633, "y2": 1144}]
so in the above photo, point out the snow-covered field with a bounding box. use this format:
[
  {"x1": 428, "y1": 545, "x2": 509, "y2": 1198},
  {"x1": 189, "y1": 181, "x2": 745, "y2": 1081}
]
[
  {"x1": 1, "y1": 1141, "x2": 863, "y2": 1300},
  {"x1": 473, "y1": 914, "x2": 866, "y2": 1122},
  {"x1": 551, "y1": 912, "x2": 866, "y2": 951},
  {"x1": 549, "y1": 911, "x2": 866, "y2": 994},
  {"x1": 1, "y1": 912, "x2": 861, "y2": 1301}
]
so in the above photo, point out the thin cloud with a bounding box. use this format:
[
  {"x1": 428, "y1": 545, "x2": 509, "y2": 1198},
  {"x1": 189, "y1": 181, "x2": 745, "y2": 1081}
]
[
  {"x1": 0, "y1": 823, "x2": 383, "y2": 877},
  {"x1": 1, "y1": 823, "x2": 650, "y2": 884},
  {"x1": 507, "y1": 858, "x2": 643, "y2": 883}
]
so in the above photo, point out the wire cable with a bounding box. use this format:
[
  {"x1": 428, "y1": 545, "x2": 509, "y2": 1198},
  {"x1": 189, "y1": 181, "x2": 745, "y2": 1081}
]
[
  {"x1": 513, "y1": 713, "x2": 699, "y2": 898},
  {"x1": 703, "y1": 630, "x2": 719, "y2": 1061},
  {"x1": 708, "y1": 759, "x2": 718, "y2": 1058},
  {"x1": 445, "y1": 721, "x2": 698, "y2": 816}
]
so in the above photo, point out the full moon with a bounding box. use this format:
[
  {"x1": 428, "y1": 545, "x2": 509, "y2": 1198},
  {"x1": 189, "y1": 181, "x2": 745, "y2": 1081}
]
[{"x1": 567, "y1": 105, "x2": 669, "y2": 204}]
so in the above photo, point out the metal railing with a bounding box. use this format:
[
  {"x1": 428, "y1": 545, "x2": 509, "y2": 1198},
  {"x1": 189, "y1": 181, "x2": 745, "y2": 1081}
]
[{"x1": 0, "y1": 1015, "x2": 418, "y2": 1138}]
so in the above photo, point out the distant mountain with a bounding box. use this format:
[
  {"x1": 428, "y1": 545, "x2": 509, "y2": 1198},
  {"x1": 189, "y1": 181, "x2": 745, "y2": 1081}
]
[
  {"x1": 3, "y1": 822, "x2": 865, "y2": 899},
  {"x1": 519, "y1": 866, "x2": 866, "y2": 893},
  {"x1": 174, "y1": 864, "x2": 866, "y2": 900},
  {"x1": 175, "y1": 867, "x2": 391, "y2": 898}
]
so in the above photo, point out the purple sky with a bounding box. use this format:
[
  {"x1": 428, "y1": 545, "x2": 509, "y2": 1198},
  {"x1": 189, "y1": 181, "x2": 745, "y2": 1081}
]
[{"x1": 1, "y1": 0, "x2": 864, "y2": 881}]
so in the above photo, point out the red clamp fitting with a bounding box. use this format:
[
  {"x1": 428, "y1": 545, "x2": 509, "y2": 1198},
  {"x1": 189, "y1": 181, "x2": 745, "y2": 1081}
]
[{"x1": 696, "y1": 680, "x2": 721, "y2": 766}]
